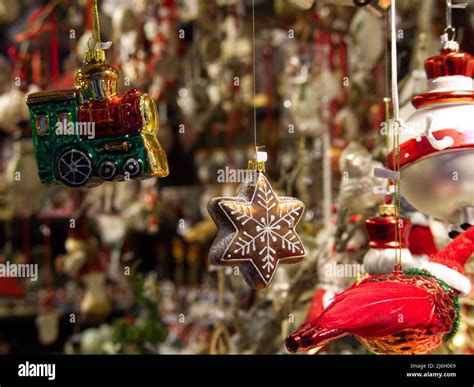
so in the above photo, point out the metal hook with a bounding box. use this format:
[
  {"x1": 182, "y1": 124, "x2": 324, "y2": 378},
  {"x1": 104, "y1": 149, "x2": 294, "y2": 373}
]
[
  {"x1": 87, "y1": 36, "x2": 96, "y2": 50},
  {"x1": 87, "y1": 36, "x2": 112, "y2": 51},
  {"x1": 443, "y1": 26, "x2": 456, "y2": 41}
]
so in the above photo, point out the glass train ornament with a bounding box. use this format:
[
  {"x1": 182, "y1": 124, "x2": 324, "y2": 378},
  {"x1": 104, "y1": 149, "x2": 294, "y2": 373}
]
[{"x1": 26, "y1": 46, "x2": 169, "y2": 187}]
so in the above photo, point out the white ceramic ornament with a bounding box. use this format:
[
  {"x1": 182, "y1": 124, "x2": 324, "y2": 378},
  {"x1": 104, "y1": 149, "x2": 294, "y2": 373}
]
[
  {"x1": 220, "y1": 15, "x2": 252, "y2": 64},
  {"x1": 289, "y1": 68, "x2": 341, "y2": 135},
  {"x1": 35, "y1": 293, "x2": 59, "y2": 346},
  {"x1": 36, "y1": 310, "x2": 60, "y2": 346},
  {"x1": 347, "y1": 9, "x2": 383, "y2": 73},
  {"x1": 81, "y1": 271, "x2": 111, "y2": 323},
  {"x1": 0, "y1": 88, "x2": 28, "y2": 134},
  {"x1": 339, "y1": 142, "x2": 387, "y2": 213},
  {"x1": 6, "y1": 138, "x2": 44, "y2": 215}
]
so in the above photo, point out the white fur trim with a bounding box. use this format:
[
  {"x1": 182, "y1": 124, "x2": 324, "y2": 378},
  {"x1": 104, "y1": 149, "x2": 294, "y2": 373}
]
[
  {"x1": 421, "y1": 261, "x2": 472, "y2": 294},
  {"x1": 409, "y1": 212, "x2": 430, "y2": 227},
  {"x1": 428, "y1": 75, "x2": 473, "y2": 93}
]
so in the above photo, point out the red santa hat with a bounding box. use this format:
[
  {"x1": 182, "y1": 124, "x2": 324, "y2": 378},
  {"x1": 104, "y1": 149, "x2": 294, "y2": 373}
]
[{"x1": 421, "y1": 225, "x2": 473, "y2": 294}]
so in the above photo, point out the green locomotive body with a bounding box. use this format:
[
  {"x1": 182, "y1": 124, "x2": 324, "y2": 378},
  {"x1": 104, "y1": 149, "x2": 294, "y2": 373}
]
[{"x1": 26, "y1": 48, "x2": 168, "y2": 187}]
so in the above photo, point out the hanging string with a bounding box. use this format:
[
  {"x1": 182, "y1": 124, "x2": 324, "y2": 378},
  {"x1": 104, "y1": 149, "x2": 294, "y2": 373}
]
[
  {"x1": 390, "y1": 0, "x2": 403, "y2": 271},
  {"x1": 443, "y1": 0, "x2": 468, "y2": 41},
  {"x1": 91, "y1": 0, "x2": 101, "y2": 45},
  {"x1": 383, "y1": 97, "x2": 391, "y2": 155},
  {"x1": 446, "y1": 0, "x2": 453, "y2": 31},
  {"x1": 251, "y1": 0, "x2": 258, "y2": 157},
  {"x1": 382, "y1": 3, "x2": 391, "y2": 152},
  {"x1": 390, "y1": 0, "x2": 400, "y2": 122}
]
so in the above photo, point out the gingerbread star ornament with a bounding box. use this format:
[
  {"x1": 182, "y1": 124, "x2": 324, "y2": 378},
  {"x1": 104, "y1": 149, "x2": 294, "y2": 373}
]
[{"x1": 208, "y1": 160, "x2": 306, "y2": 288}]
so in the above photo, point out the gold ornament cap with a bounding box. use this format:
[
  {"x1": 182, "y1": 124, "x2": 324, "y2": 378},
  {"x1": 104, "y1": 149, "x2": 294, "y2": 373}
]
[
  {"x1": 248, "y1": 150, "x2": 267, "y2": 173},
  {"x1": 378, "y1": 203, "x2": 396, "y2": 217},
  {"x1": 75, "y1": 45, "x2": 118, "y2": 102},
  {"x1": 84, "y1": 48, "x2": 106, "y2": 64}
]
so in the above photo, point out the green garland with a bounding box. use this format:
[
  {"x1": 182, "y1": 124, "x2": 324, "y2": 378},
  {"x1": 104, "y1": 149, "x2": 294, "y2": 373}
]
[{"x1": 403, "y1": 268, "x2": 460, "y2": 340}]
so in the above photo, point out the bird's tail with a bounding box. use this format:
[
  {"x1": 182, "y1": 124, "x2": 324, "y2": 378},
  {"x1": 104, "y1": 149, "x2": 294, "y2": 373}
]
[{"x1": 285, "y1": 323, "x2": 344, "y2": 353}]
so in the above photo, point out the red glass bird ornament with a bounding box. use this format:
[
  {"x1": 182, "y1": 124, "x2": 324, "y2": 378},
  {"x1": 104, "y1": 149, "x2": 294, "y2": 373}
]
[{"x1": 286, "y1": 225, "x2": 474, "y2": 354}]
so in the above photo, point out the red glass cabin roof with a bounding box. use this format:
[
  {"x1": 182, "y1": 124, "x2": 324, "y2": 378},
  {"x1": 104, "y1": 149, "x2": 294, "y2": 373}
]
[{"x1": 78, "y1": 89, "x2": 143, "y2": 138}]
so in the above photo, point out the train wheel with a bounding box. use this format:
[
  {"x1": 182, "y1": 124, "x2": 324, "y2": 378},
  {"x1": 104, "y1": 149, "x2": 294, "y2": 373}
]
[
  {"x1": 57, "y1": 149, "x2": 93, "y2": 187},
  {"x1": 123, "y1": 158, "x2": 141, "y2": 178},
  {"x1": 99, "y1": 161, "x2": 117, "y2": 181}
]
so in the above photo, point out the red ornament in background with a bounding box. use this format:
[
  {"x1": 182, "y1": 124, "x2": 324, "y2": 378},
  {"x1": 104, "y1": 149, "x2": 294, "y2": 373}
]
[
  {"x1": 363, "y1": 204, "x2": 416, "y2": 274},
  {"x1": 0, "y1": 275, "x2": 25, "y2": 298},
  {"x1": 286, "y1": 226, "x2": 474, "y2": 354},
  {"x1": 365, "y1": 208, "x2": 410, "y2": 250}
]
